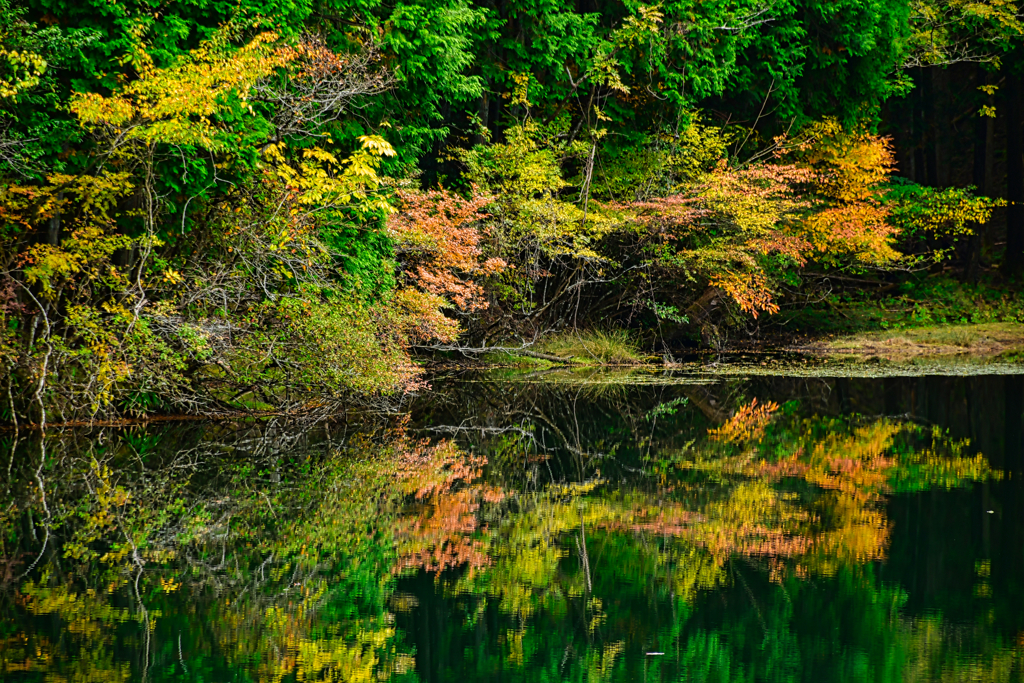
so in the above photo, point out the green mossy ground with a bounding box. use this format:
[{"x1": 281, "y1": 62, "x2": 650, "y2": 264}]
[
  {"x1": 783, "y1": 274, "x2": 1024, "y2": 336},
  {"x1": 801, "y1": 322, "x2": 1024, "y2": 360}
]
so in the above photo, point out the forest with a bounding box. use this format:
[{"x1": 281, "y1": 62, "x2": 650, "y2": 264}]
[{"x1": 2, "y1": 0, "x2": 1024, "y2": 420}]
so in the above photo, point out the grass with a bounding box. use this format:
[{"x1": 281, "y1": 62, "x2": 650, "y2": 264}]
[
  {"x1": 814, "y1": 322, "x2": 1024, "y2": 359},
  {"x1": 481, "y1": 366, "x2": 715, "y2": 387},
  {"x1": 947, "y1": 327, "x2": 978, "y2": 348},
  {"x1": 535, "y1": 329, "x2": 645, "y2": 365}
]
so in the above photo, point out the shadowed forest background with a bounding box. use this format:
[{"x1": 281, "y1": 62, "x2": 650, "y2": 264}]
[{"x1": 2, "y1": 0, "x2": 1024, "y2": 420}]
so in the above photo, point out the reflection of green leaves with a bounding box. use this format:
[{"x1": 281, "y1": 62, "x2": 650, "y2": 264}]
[
  {"x1": 5, "y1": 427, "x2": 430, "y2": 682},
  {"x1": 121, "y1": 429, "x2": 161, "y2": 460},
  {"x1": 1, "y1": 383, "x2": 1013, "y2": 682},
  {"x1": 644, "y1": 396, "x2": 688, "y2": 420}
]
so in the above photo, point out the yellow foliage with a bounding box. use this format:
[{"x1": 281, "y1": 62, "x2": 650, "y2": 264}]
[
  {"x1": 709, "y1": 398, "x2": 780, "y2": 441},
  {"x1": 797, "y1": 119, "x2": 902, "y2": 264},
  {"x1": 71, "y1": 30, "x2": 296, "y2": 152},
  {"x1": 0, "y1": 46, "x2": 47, "y2": 100}
]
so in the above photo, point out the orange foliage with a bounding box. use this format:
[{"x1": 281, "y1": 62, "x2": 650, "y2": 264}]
[
  {"x1": 630, "y1": 163, "x2": 815, "y2": 317},
  {"x1": 709, "y1": 271, "x2": 780, "y2": 317},
  {"x1": 627, "y1": 120, "x2": 905, "y2": 317},
  {"x1": 798, "y1": 121, "x2": 901, "y2": 263},
  {"x1": 388, "y1": 188, "x2": 506, "y2": 312}
]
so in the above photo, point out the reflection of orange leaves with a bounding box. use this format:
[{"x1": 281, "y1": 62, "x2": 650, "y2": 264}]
[
  {"x1": 423, "y1": 490, "x2": 480, "y2": 533},
  {"x1": 396, "y1": 536, "x2": 491, "y2": 575},
  {"x1": 812, "y1": 493, "x2": 891, "y2": 569},
  {"x1": 687, "y1": 417, "x2": 906, "y2": 570},
  {"x1": 750, "y1": 451, "x2": 810, "y2": 479},
  {"x1": 740, "y1": 421, "x2": 900, "y2": 571},
  {"x1": 392, "y1": 439, "x2": 504, "y2": 574},
  {"x1": 607, "y1": 495, "x2": 812, "y2": 561},
  {"x1": 611, "y1": 506, "x2": 700, "y2": 536},
  {"x1": 801, "y1": 422, "x2": 902, "y2": 498},
  {"x1": 709, "y1": 398, "x2": 780, "y2": 442},
  {"x1": 395, "y1": 489, "x2": 492, "y2": 574},
  {"x1": 394, "y1": 440, "x2": 485, "y2": 499},
  {"x1": 768, "y1": 558, "x2": 788, "y2": 584},
  {"x1": 704, "y1": 528, "x2": 813, "y2": 558},
  {"x1": 480, "y1": 486, "x2": 506, "y2": 504}
]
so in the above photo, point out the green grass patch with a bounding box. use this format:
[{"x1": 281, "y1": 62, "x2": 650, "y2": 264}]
[
  {"x1": 536, "y1": 329, "x2": 645, "y2": 365},
  {"x1": 815, "y1": 322, "x2": 1024, "y2": 359}
]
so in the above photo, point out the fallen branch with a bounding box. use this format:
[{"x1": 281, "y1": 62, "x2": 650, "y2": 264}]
[
  {"x1": 519, "y1": 349, "x2": 576, "y2": 363},
  {"x1": 414, "y1": 342, "x2": 575, "y2": 363}
]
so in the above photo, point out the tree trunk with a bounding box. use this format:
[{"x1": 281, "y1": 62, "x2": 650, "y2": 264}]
[
  {"x1": 472, "y1": 91, "x2": 489, "y2": 147},
  {"x1": 1004, "y1": 67, "x2": 1024, "y2": 275},
  {"x1": 684, "y1": 286, "x2": 724, "y2": 348},
  {"x1": 924, "y1": 71, "x2": 939, "y2": 187},
  {"x1": 933, "y1": 68, "x2": 951, "y2": 187},
  {"x1": 46, "y1": 191, "x2": 63, "y2": 246},
  {"x1": 912, "y1": 69, "x2": 926, "y2": 184},
  {"x1": 966, "y1": 71, "x2": 989, "y2": 281}
]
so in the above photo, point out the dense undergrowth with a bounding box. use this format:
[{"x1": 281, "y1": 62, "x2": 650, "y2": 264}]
[
  {"x1": 783, "y1": 274, "x2": 1024, "y2": 336},
  {"x1": 1, "y1": 0, "x2": 1023, "y2": 422}
]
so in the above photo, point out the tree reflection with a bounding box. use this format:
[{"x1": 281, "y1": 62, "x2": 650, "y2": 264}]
[{"x1": 0, "y1": 382, "x2": 1019, "y2": 682}]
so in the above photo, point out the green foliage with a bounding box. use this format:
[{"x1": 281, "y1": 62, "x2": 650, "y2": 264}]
[
  {"x1": 786, "y1": 274, "x2": 1024, "y2": 335},
  {"x1": 0, "y1": 31, "x2": 452, "y2": 419},
  {"x1": 461, "y1": 120, "x2": 617, "y2": 310},
  {"x1": 231, "y1": 291, "x2": 419, "y2": 396},
  {"x1": 1, "y1": 0, "x2": 1022, "y2": 413},
  {"x1": 905, "y1": 0, "x2": 1024, "y2": 67},
  {"x1": 2, "y1": 426, "x2": 427, "y2": 681},
  {"x1": 884, "y1": 179, "x2": 1003, "y2": 260},
  {"x1": 1, "y1": 376, "x2": 1018, "y2": 681}
]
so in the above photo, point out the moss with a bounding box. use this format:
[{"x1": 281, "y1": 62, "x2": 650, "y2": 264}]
[
  {"x1": 809, "y1": 322, "x2": 1024, "y2": 360},
  {"x1": 782, "y1": 274, "x2": 1024, "y2": 337}
]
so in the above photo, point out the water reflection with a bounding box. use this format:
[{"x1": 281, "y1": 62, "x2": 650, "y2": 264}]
[{"x1": 1, "y1": 373, "x2": 1023, "y2": 681}]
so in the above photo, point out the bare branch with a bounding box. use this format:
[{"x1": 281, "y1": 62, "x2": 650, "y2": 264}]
[{"x1": 254, "y1": 34, "x2": 393, "y2": 142}]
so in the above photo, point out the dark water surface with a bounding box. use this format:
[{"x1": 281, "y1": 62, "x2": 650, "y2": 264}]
[{"x1": 2, "y1": 370, "x2": 1024, "y2": 681}]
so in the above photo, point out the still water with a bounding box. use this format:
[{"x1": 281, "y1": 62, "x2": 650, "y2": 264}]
[{"x1": 2, "y1": 369, "x2": 1023, "y2": 682}]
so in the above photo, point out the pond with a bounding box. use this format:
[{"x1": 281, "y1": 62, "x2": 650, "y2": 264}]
[{"x1": 2, "y1": 368, "x2": 1023, "y2": 682}]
